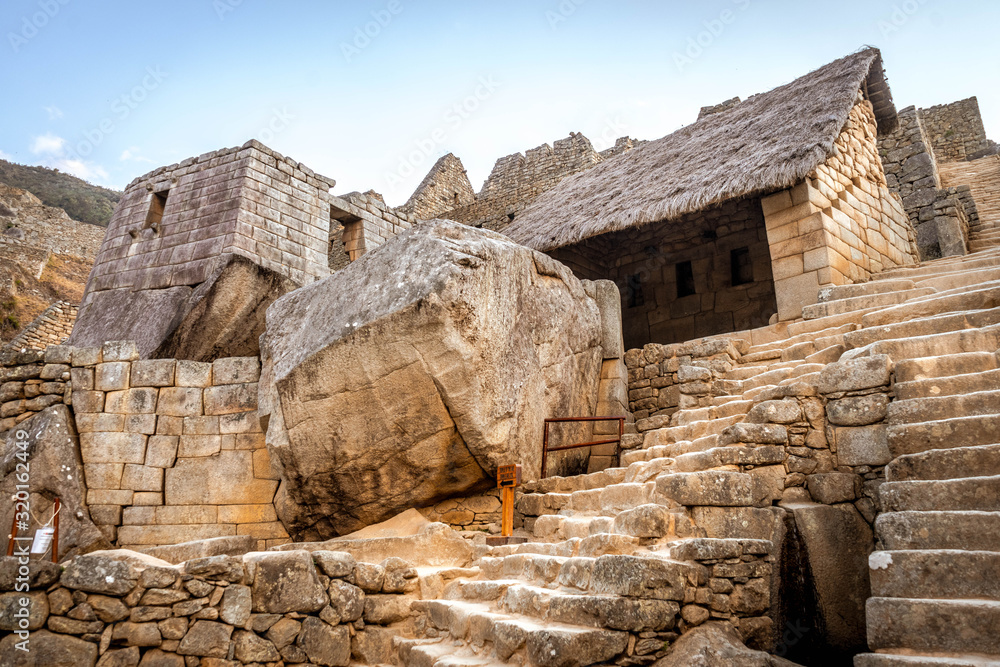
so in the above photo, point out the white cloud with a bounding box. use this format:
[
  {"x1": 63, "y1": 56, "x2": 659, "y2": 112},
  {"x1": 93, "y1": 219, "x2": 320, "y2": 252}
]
[
  {"x1": 0, "y1": 149, "x2": 11, "y2": 161},
  {"x1": 120, "y1": 147, "x2": 153, "y2": 163},
  {"x1": 44, "y1": 105, "x2": 64, "y2": 120},
  {"x1": 28, "y1": 133, "x2": 111, "y2": 184},
  {"x1": 51, "y1": 158, "x2": 110, "y2": 183},
  {"x1": 31, "y1": 133, "x2": 66, "y2": 155}
]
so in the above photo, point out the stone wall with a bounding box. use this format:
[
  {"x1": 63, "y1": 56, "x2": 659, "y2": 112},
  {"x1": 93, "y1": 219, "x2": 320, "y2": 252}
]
[
  {"x1": 551, "y1": 198, "x2": 777, "y2": 349},
  {"x1": 0, "y1": 547, "x2": 421, "y2": 666},
  {"x1": 435, "y1": 132, "x2": 641, "y2": 233},
  {"x1": 761, "y1": 96, "x2": 917, "y2": 320},
  {"x1": 698, "y1": 97, "x2": 741, "y2": 119},
  {"x1": 919, "y1": 97, "x2": 992, "y2": 162},
  {"x1": 50, "y1": 340, "x2": 288, "y2": 552},
  {"x1": 623, "y1": 339, "x2": 746, "y2": 428},
  {"x1": 329, "y1": 190, "x2": 415, "y2": 265},
  {"x1": 0, "y1": 184, "x2": 105, "y2": 260},
  {"x1": 1, "y1": 301, "x2": 77, "y2": 354},
  {"x1": 0, "y1": 347, "x2": 71, "y2": 432},
  {"x1": 397, "y1": 153, "x2": 476, "y2": 220},
  {"x1": 879, "y1": 105, "x2": 981, "y2": 259},
  {"x1": 85, "y1": 141, "x2": 334, "y2": 301}
]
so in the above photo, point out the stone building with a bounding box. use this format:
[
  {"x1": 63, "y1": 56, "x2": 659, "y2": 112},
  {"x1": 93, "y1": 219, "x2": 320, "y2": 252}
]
[{"x1": 503, "y1": 48, "x2": 918, "y2": 349}]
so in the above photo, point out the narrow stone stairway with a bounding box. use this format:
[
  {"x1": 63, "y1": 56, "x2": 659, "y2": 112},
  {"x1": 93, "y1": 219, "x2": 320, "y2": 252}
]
[{"x1": 939, "y1": 154, "x2": 1000, "y2": 252}]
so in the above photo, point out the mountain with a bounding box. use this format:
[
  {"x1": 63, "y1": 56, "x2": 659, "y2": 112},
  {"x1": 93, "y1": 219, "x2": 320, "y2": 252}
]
[{"x1": 0, "y1": 159, "x2": 121, "y2": 227}]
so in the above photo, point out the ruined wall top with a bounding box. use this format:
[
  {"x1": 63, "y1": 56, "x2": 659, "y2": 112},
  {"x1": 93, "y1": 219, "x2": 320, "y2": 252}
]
[
  {"x1": 698, "y1": 97, "x2": 742, "y2": 120},
  {"x1": 397, "y1": 153, "x2": 476, "y2": 220},
  {"x1": 919, "y1": 97, "x2": 994, "y2": 162}
]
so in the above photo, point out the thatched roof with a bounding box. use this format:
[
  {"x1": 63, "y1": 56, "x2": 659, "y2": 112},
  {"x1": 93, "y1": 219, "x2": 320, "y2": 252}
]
[{"x1": 504, "y1": 48, "x2": 897, "y2": 252}]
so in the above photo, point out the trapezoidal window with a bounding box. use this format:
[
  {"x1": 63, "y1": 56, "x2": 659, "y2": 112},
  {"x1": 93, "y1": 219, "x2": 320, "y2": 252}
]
[
  {"x1": 626, "y1": 274, "x2": 645, "y2": 308},
  {"x1": 676, "y1": 261, "x2": 696, "y2": 298},
  {"x1": 731, "y1": 247, "x2": 753, "y2": 285},
  {"x1": 145, "y1": 190, "x2": 168, "y2": 231}
]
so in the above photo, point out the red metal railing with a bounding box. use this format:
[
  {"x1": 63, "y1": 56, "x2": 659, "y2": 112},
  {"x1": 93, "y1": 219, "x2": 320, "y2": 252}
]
[{"x1": 541, "y1": 417, "x2": 627, "y2": 478}]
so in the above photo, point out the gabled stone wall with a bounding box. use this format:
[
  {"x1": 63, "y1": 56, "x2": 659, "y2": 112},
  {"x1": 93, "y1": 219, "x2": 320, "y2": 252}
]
[{"x1": 761, "y1": 96, "x2": 917, "y2": 320}]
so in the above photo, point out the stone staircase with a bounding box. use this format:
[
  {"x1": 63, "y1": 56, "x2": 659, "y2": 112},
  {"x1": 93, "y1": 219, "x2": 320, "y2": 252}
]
[
  {"x1": 939, "y1": 154, "x2": 1000, "y2": 252},
  {"x1": 394, "y1": 232, "x2": 1000, "y2": 666}
]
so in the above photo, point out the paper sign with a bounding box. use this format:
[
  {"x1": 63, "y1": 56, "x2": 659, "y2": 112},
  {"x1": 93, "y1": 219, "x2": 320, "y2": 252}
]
[{"x1": 30, "y1": 528, "x2": 54, "y2": 555}]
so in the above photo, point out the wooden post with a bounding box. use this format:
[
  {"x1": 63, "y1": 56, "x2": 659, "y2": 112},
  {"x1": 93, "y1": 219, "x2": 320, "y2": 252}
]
[
  {"x1": 6, "y1": 513, "x2": 17, "y2": 557},
  {"x1": 495, "y1": 464, "x2": 522, "y2": 543},
  {"x1": 52, "y1": 497, "x2": 60, "y2": 563},
  {"x1": 501, "y1": 486, "x2": 514, "y2": 537}
]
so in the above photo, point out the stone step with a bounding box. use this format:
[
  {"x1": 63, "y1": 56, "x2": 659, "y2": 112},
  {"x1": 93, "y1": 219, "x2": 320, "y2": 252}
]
[
  {"x1": 497, "y1": 583, "x2": 680, "y2": 632},
  {"x1": 895, "y1": 368, "x2": 1000, "y2": 400},
  {"x1": 887, "y1": 444, "x2": 1000, "y2": 482},
  {"x1": 642, "y1": 414, "x2": 744, "y2": 445},
  {"x1": 869, "y1": 549, "x2": 1000, "y2": 601},
  {"x1": 888, "y1": 414, "x2": 1000, "y2": 457},
  {"x1": 895, "y1": 351, "x2": 1000, "y2": 384},
  {"x1": 876, "y1": 511, "x2": 1000, "y2": 551},
  {"x1": 914, "y1": 265, "x2": 1000, "y2": 292},
  {"x1": 887, "y1": 391, "x2": 1000, "y2": 425},
  {"x1": 655, "y1": 470, "x2": 755, "y2": 507},
  {"x1": 817, "y1": 279, "x2": 918, "y2": 302},
  {"x1": 522, "y1": 468, "x2": 627, "y2": 495},
  {"x1": 842, "y1": 325, "x2": 1000, "y2": 365},
  {"x1": 802, "y1": 288, "x2": 937, "y2": 320},
  {"x1": 855, "y1": 652, "x2": 1000, "y2": 666},
  {"x1": 398, "y1": 638, "x2": 508, "y2": 667},
  {"x1": 876, "y1": 249, "x2": 1000, "y2": 281},
  {"x1": 476, "y1": 550, "x2": 698, "y2": 593},
  {"x1": 844, "y1": 306, "x2": 1000, "y2": 350},
  {"x1": 860, "y1": 282, "x2": 1000, "y2": 329},
  {"x1": 880, "y1": 475, "x2": 1000, "y2": 512},
  {"x1": 412, "y1": 599, "x2": 631, "y2": 666},
  {"x1": 737, "y1": 367, "x2": 794, "y2": 393},
  {"x1": 865, "y1": 597, "x2": 1000, "y2": 655}
]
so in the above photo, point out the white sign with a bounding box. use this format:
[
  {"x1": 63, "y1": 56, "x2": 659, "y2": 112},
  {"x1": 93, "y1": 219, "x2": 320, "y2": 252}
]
[{"x1": 30, "y1": 528, "x2": 54, "y2": 555}]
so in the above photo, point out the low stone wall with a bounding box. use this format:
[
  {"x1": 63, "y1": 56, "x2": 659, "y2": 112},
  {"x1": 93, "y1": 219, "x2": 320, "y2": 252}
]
[
  {"x1": 1, "y1": 301, "x2": 77, "y2": 354},
  {"x1": 820, "y1": 355, "x2": 893, "y2": 525},
  {"x1": 0, "y1": 347, "x2": 71, "y2": 432},
  {"x1": 624, "y1": 339, "x2": 745, "y2": 429},
  {"x1": 0, "y1": 547, "x2": 420, "y2": 666},
  {"x1": 48, "y1": 341, "x2": 289, "y2": 552}
]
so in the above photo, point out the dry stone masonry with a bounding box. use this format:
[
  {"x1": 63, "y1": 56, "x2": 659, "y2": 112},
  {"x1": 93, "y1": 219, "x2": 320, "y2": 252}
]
[{"x1": 2, "y1": 46, "x2": 1000, "y2": 666}]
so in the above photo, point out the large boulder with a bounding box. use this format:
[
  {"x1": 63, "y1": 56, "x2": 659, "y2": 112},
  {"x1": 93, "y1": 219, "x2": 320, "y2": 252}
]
[
  {"x1": 0, "y1": 406, "x2": 109, "y2": 561},
  {"x1": 260, "y1": 219, "x2": 611, "y2": 539},
  {"x1": 69, "y1": 253, "x2": 298, "y2": 361}
]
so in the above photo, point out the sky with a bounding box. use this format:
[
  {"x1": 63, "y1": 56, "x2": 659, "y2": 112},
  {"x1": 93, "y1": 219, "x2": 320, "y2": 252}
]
[{"x1": 1, "y1": 0, "x2": 998, "y2": 206}]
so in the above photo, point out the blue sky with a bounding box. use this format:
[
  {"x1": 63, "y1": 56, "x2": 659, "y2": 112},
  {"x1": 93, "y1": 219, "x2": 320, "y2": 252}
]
[{"x1": 2, "y1": 0, "x2": 998, "y2": 205}]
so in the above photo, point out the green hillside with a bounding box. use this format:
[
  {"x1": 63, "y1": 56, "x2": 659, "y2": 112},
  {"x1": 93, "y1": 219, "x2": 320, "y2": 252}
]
[{"x1": 0, "y1": 159, "x2": 121, "y2": 227}]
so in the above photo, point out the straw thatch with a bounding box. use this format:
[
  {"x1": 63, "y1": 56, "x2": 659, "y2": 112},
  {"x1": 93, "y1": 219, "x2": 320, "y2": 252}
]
[{"x1": 504, "y1": 48, "x2": 897, "y2": 252}]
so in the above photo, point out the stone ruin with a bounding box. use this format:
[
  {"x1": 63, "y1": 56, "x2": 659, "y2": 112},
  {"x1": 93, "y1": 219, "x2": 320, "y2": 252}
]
[{"x1": 2, "y1": 46, "x2": 1000, "y2": 666}]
